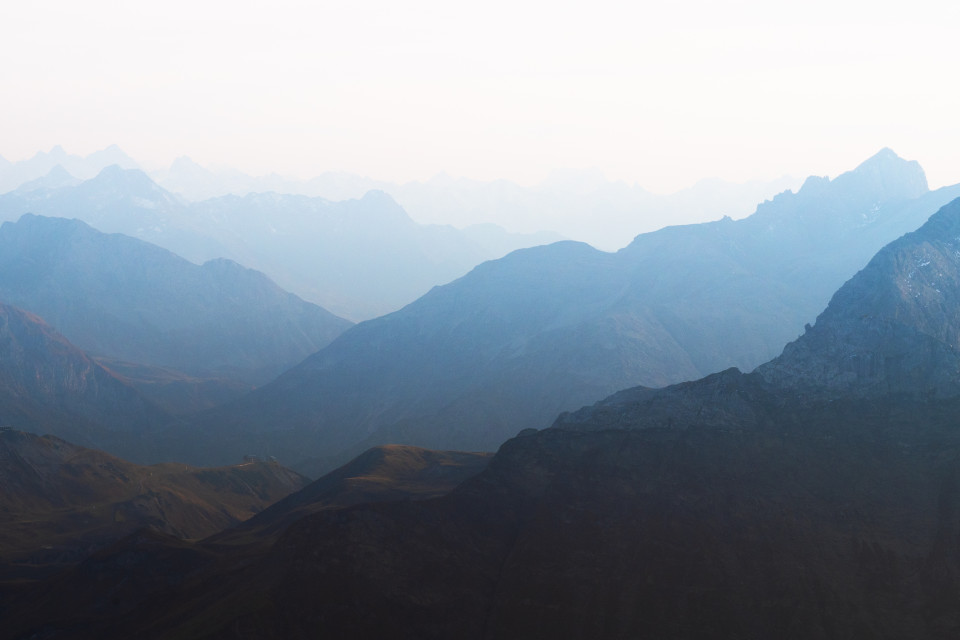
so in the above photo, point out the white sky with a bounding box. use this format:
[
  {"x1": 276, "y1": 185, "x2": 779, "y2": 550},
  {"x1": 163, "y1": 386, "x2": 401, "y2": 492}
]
[{"x1": 2, "y1": 0, "x2": 958, "y2": 193}]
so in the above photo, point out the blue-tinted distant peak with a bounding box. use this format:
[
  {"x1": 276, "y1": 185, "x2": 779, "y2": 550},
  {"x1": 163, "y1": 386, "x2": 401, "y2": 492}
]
[
  {"x1": 359, "y1": 189, "x2": 397, "y2": 204},
  {"x1": 86, "y1": 145, "x2": 139, "y2": 169},
  {"x1": 839, "y1": 148, "x2": 928, "y2": 200},
  {"x1": 169, "y1": 156, "x2": 205, "y2": 171},
  {"x1": 354, "y1": 189, "x2": 411, "y2": 222},
  {"x1": 90, "y1": 165, "x2": 162, "y2": 191},
  {"x1": 13, "y1": 164, "x2": 79, "y2": 194},
  {"x1": 787, "y1": 149, "x2": 927, "y2": 208}
]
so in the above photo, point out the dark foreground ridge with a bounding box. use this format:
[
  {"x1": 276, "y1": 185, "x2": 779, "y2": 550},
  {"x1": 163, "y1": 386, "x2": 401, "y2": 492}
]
[{"x1": 0, "y1": 428, "x2": 308, "y2": 582}]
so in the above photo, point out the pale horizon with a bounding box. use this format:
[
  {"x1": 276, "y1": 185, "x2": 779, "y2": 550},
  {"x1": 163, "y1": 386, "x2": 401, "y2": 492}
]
[{"x1": 2, "y1": 1, "x2": 958, "y2": 194}]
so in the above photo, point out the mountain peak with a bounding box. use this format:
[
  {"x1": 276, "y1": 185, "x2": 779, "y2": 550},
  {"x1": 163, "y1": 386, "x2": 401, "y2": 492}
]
[
  {"x1": 359, "y1": 189, "x2": 397, "y2": 205},
  {"x1": 86, "y1": 145, "x2": 139, "y2": 170},
  {"x1": 169, "y1": 156, "x2": 205, "y2": 171},
  {"x1": 13, "y1": 164, "x2": 78, "y2": 193},
  {"x1": 832, "y1": 147, "x2": 928, "y2": 202},
  {"x1": 89, "y1": 165, "x2": 164, "y2": 195},
  {"x1": 353, "y1": 189, "x2": 413, "y2": 224}
]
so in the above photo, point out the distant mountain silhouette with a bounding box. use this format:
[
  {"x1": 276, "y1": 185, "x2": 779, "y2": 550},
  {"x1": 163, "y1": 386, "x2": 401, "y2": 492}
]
[
  {"x1": 153, "y1": 155, "x2": 801, "y2": 251},
  {"x1": 0, "y1": 167, "x2": 562, "y2": 320},
  {"x1": 0, "y1": 144, "x2": 139, "y2": 193},
  {"x1": 12, "y1": 164, "x2": 80, "y2": 193},
  {"x1": 0, "y1": 214, "x2": 351, "y2": 384},
  {"x1": 23, "y1": 197, "x2": 960, "y2": 639},
  {"x1": 179, "y1": 150, "x2": 960, "y2": 474},
  {"x1": 186, "y1": 189, "x2": 521, "y2": 319}
]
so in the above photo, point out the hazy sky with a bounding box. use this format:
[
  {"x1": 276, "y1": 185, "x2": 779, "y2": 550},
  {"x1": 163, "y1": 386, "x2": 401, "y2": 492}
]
[{"x1": 2, "y1": 0, "x2": 958, "y2": 192}]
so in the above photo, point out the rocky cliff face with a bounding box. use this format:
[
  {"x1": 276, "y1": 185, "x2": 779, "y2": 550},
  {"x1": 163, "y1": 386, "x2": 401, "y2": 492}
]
[
  {"x1": 0, "y1": 302, "x2": 168, "y2": 456},
  {"x1": 757, "y1": 197, "x2": 960, "y2": 398}
]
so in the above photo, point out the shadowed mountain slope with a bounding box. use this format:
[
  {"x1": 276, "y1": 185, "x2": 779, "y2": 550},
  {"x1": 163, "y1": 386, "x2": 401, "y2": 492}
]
[
  {"x1": 209, "y1": 445, "x2": 492, "y2": 545},
  {"x1": 180, "y1": 151, "x2": 960, "y2": 474},
  {"x1": 0, "y1": 214, "x2": 351, "y2": 384},
  {"x1": 0, "y1": 429, "x2": 308, "y2": 581},
  {"x1": 93, "y1": 357, "x2": 253, "y2": 416},
  {"x1": 0, "y1": 302, "x2": 169, "y2": 457},
  {"x1": 757, "y1": 196, "x2": 960, "y2": 398}
]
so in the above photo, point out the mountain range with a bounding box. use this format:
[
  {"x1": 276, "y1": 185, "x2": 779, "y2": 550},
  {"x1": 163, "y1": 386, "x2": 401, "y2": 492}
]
[
  {"x1": 0, "y1": 165, "x2": 562, "y2": 320},
  {"x1": 0, "y1": 146, "x2": 805, "y2": 251},
  {"x1": 0, "y1": 214, "x2": 351, "y2": 386},
  {"x1": 154, "y1": 156, "x2": 802, "y2": 250},
  {"x1": 11, "y1": 192, "x2": 960, "y2": 639},
  {"x1": 0, "y1": 145, "x2": 138, "y2": 193},
  {"x1": 170, "y1": 149, "x2": 960, "y2": 475}
]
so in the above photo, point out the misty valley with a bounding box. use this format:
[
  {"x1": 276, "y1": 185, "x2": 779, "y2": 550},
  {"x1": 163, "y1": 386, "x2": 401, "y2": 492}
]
[{"x1": 4, "y1": 148, "x2": 960, "y2": 639}]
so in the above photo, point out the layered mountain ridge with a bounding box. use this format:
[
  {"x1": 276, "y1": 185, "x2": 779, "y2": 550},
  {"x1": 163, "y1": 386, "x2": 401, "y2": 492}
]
[
  {"x1": 554, "y1": 195, "x2": 960, "y2": 436},
  {"x1": 0, "y1": 214, "x2": 351, "y2": 384},
  {"x1": 11, "y1": 187, "x2": 960, "y2": 638},
  {"x1": 25, "y1": 194, "x2": 960, "y2": 639},
  {"x1": 0, "y1": 167, "x2": 562, "y2": 319},
  {"x1": 178, "y1": 150, "x2": 960, "y2": 474}
]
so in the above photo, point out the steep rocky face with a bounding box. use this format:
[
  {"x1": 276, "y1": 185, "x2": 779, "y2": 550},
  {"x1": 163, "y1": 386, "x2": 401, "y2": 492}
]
[
  {"x1": 183, "y1": 152, "x2": 960, "y2": 474},
  {"x1": 0, "y1": 214, "x2": 351, "y2": 384},
  {"x1": 758, "y1": 197, "x2": 960, "y2": 398},
  {"x1": 554, "y1": 196, "x2": 960, "y2": 433},
  {"x1": 0, "y1": 303, "x2": 168, "y2": 456}
]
